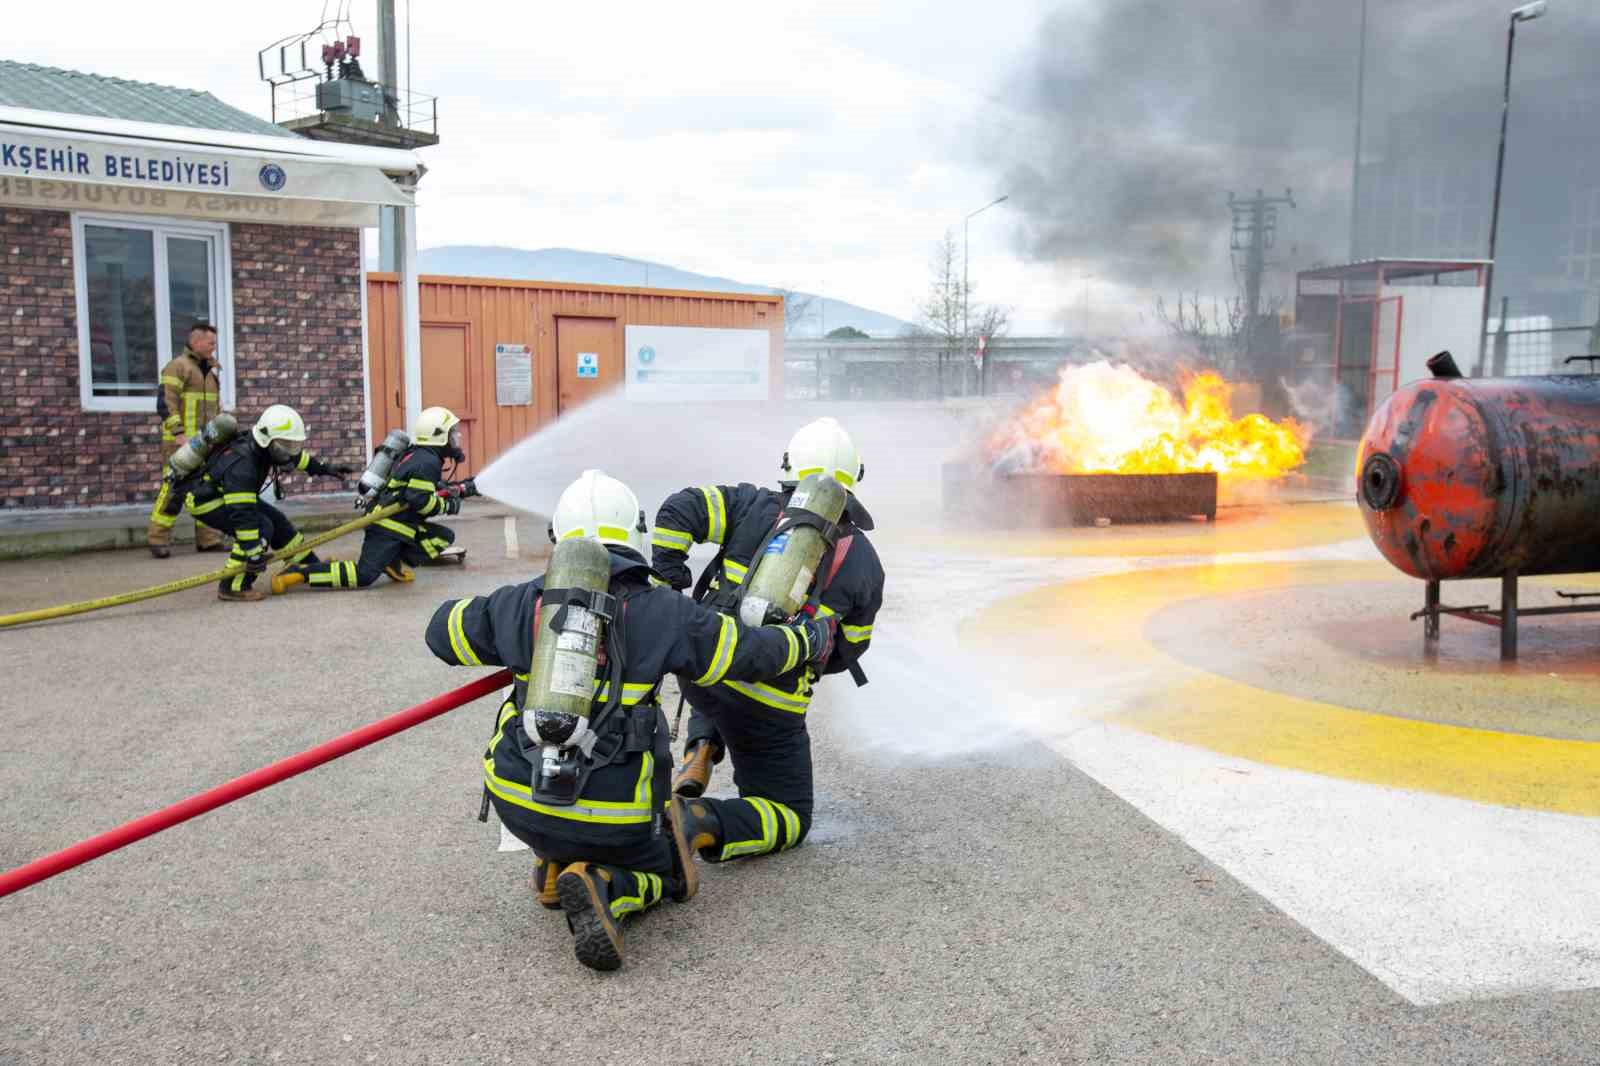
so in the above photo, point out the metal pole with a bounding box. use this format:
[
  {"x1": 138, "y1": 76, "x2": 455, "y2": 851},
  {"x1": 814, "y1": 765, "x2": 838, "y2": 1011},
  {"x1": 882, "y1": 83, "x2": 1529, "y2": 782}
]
[
  {"x1": 963, "y1": 216, "x2": 970, "y2": 399},
  {"x1": 377, "y1": 0, "x2": 401, "y2": 125},
  {"x1": 1349, "y1": 0, "x2": 1368, "y2": 260},
  {"x1": 1501, "y1": 570, "x2": 1519, "y2": 661},
  {"x1": 1478, "y1": 16, "x2": 1518, "y2": 375}
]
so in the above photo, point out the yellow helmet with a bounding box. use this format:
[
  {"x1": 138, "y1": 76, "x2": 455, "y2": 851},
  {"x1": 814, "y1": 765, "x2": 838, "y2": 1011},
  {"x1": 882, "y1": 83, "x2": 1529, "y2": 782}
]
[{"x1": 413, "y1": 406, "x2": 460, "y2": 448}]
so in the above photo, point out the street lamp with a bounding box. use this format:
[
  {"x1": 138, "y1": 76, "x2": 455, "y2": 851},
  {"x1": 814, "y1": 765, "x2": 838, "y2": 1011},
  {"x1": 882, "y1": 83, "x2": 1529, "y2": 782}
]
[
  {"x1": 963, "y1": 194, "x2": 1007, "y2": 396},
  {"x1": 1477, "y1": 0, "x2": 1549, "y2": 375}
]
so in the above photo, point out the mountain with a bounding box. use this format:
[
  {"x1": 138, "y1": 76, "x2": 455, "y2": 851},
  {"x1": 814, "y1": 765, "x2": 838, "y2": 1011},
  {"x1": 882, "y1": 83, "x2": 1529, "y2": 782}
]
[{"x1": 412, "y1": 245, "x2": 910, "y2": 339}]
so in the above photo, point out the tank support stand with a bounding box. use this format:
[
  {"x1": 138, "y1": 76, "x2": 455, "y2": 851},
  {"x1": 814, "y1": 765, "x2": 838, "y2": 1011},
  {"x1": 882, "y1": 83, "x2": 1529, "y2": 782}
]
[{"x1": 1411, "y1": 569, "x2": 1600, "y2": 661}]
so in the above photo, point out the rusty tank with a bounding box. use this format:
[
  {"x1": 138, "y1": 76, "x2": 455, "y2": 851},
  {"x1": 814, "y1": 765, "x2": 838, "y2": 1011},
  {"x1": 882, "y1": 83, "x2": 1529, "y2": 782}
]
[{"x1": 1356, "y1": 351, "x2": 1600, "y2": 580}]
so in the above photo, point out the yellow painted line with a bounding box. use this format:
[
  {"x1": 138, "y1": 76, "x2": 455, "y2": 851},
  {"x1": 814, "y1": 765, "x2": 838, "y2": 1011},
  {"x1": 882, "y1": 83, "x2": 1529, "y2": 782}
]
[{"x1": 964, "y1": 563, "x2": 1600, "y2": 817}]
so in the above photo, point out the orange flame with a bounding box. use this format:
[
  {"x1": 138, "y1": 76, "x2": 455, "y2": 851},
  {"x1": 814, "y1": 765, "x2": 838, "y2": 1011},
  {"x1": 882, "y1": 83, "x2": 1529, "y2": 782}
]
[{"x1": 988, "y1": 361, "x2": 1311, "y2": 479}]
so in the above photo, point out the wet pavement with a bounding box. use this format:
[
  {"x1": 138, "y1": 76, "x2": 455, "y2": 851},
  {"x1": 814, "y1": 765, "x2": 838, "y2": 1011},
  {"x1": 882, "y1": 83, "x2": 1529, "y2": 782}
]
[{"x1": 2, "y1": 501, "x2": 1598, "y2": 1063}]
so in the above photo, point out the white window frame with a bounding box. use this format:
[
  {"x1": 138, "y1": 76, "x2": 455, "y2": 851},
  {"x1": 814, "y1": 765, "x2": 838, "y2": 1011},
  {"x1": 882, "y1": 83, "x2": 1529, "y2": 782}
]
[{"x1": 71, "y1": 211, "x2": 234, "y2": 413}]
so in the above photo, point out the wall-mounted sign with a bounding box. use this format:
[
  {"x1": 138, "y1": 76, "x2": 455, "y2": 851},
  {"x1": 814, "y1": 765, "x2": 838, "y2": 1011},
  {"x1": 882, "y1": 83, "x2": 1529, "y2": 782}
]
[
  {"x1": 624, "y1": 325, "x2": 771, "y2": 403},
  {"x1": 576, "y1": 351, "x2": 599, "y2": 379},
  {"x1": 495, "y1": 343, "x2": 533, "y2": 406}
]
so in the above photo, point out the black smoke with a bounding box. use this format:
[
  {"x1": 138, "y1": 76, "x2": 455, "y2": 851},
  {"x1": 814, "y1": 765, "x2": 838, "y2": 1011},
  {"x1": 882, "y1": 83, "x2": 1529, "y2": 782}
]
[{"x1": 994, "y1": 0, "x2": 1600, "y2": 299}]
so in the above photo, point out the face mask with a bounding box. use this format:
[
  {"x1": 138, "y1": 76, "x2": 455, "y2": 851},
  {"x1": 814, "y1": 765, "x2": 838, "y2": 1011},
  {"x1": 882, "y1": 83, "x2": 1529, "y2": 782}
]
[{"x1": 446, "y1": 427, "x2": 465, "y2": 462}]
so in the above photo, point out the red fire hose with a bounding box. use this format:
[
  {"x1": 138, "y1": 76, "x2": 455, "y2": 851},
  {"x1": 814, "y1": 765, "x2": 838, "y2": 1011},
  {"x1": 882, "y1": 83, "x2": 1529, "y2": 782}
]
[{"x1": 0, "y1": 669, "x2": 513, "y2": 901}]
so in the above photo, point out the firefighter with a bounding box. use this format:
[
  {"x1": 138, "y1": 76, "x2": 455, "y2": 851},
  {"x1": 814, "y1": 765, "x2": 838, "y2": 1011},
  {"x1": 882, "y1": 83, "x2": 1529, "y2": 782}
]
[
  {"x1": 148, "y1": 322, "x2": 225, "y2": 557},
  {"x1": 274, "y1": 406, "x2": 476, "y2": 593},
  {"x1": 186, "y1": 405, "x2": 354, "y2": 601},
  {"x1": 425, "y1": 470, "x2": 835, "y2": 971},
  {"x1": 651, "y1": 416, "x2": 884, "y2": 865}
]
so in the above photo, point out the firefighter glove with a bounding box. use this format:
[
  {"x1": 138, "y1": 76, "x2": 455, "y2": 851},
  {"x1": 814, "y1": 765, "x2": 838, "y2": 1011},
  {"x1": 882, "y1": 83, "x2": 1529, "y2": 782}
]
[
  {"x1": 243, "y1": 547, "x2": 269, "y2": 575},
  {"x1": 441, "y1": 495, "x2": 462, "y2": 516},
  {"x1": 460, "y1": 477, "x2": 480, "y2": 498},
  {"x1": 796, "y1": 615, "x2": 836, "y2": 666}
]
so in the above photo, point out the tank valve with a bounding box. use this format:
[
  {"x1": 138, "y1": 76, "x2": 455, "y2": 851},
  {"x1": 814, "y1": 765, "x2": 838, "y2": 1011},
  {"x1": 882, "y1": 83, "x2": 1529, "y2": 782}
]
[{"x1": 1360, "y1": 452, "x2": 1403, "y2": 511}]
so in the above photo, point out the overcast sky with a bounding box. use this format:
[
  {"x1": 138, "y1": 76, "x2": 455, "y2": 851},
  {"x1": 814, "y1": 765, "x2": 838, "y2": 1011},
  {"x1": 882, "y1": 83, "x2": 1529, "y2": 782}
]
[
  {"x1": 9, "y1": 0, "x2": 1067, "y2": 331},
  {"x1": 11, "y1": 1, "x2": 1592, "y2": 335}
]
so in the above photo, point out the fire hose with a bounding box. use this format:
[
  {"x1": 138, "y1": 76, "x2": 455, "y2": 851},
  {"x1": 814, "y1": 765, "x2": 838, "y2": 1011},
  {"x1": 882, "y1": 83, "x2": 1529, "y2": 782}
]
[
  {"x1": 0, "y1": 503, "x2": 405, "y2": 629},
  {"x1": 0, "y1": 668, "x2": 513, "y2": 900}
]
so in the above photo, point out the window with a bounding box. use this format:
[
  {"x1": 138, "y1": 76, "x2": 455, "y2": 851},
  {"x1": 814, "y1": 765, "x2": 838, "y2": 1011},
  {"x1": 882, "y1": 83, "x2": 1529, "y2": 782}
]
[{"x1": 72, "y1": 213, "x2": 231, "y2": 413}]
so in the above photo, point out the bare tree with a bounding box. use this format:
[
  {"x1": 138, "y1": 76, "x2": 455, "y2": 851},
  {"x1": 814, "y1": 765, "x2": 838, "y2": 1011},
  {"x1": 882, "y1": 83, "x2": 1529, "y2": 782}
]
[
  {"x1": 1153, "y1": 292, "x2": 1246, "y2": 375},
  {"x1": 918, "y1": 231, "x2": 1011, "y2": 397},
  {"x1": 776, "y1": 288, "x2": 817, "y2": 338}
]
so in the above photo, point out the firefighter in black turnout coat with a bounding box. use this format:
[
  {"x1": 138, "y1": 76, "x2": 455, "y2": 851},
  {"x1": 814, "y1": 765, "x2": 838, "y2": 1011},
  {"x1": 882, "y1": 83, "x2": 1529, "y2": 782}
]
[
  {"x1": 426, "y1": 470, "x2": 836, "y2": 971},
  {"x1": 651, "y1": 417, "x2": 884, "y2": 864},
  {"x1": 277, "y1": 406, "x2": 476, "y2": 592},
  {"x1": 185, "y1": 404, "x2": 352, "y2": 601}
]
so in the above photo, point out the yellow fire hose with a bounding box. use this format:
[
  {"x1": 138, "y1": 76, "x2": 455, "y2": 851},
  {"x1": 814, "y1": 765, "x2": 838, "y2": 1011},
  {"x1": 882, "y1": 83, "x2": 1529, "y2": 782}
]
[{"x1": 0, "y1": 504, "x2": 405, "y2": 629}]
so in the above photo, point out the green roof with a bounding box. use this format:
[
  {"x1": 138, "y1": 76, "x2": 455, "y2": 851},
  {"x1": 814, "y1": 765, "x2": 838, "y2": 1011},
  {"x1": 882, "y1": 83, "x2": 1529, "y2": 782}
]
[{"x1": 0, "y1": 60, "x2": 293, "y2": 138}]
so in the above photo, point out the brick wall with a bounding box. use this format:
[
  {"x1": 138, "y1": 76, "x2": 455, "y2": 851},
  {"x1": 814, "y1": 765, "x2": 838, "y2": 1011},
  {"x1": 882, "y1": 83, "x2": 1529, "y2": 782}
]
[{"x1": 0, "y1": 209, "x2": 366, "y2": 510}]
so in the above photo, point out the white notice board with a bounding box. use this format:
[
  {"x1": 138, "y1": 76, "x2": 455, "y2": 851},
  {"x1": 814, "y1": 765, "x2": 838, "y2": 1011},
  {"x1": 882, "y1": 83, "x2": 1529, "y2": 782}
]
[
  {"x1": 624, "y1": 326, "x2": 771, "y2": 403},
  {"x1": 495, "y1": 343, "x2": 533, "y2": 406}
]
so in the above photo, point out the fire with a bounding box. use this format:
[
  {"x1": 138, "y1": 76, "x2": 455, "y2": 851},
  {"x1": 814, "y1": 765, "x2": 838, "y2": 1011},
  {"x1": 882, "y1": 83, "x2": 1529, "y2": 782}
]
[{"x1": 988, "y1": 361, "x2": 1311, "y2": 480}]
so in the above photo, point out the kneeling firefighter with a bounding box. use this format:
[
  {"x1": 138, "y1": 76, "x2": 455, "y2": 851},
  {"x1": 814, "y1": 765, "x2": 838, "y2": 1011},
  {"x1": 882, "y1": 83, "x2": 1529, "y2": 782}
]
[
  {"x1": 425, "y1": 469, "x2": 835, "y2": 971},
  {"x1": 185, "y1": 405, "x2": 354, "y2": 601},
  {"x1": 275, "y1": 406, "x2": 477, "y2": 593},
  {"x1": 651, "y1": 417, "x2": 885, "y2": 863}
]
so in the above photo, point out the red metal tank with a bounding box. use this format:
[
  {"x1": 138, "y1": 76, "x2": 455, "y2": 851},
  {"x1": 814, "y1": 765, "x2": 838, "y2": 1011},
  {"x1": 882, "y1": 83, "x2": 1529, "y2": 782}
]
[{"x1": 1356, "y1": 356, "x2": 1600, "y2": 580}]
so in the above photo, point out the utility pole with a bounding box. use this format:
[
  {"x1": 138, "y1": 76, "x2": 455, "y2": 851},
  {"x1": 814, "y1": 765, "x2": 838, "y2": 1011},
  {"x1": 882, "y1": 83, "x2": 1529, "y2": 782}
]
[
  {"x1": 1229, "y1": 188, "x2": 1295, "y2": 371},
  {"x1": 377, "y1": 0, "x2": 403, "y2": 272},
  {"x1": 1349, "y1": 0, "x2": 1368, "y2": 260}
]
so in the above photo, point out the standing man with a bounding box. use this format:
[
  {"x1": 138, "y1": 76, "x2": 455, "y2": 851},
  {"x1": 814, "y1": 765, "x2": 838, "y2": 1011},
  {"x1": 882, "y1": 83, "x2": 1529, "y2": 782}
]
[
  {"x1": 652, "y1": 417, "x2": 884, "y2": 865},
  {"x1": 148, "y1": 321, "x2": 225, "y2": 558}
]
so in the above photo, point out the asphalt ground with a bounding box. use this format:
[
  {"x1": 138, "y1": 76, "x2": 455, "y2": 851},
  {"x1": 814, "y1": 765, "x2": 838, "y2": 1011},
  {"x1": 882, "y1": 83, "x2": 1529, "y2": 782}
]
[{"x1": 2, "y1": 510, "x2": 1598, "y2": 1064}]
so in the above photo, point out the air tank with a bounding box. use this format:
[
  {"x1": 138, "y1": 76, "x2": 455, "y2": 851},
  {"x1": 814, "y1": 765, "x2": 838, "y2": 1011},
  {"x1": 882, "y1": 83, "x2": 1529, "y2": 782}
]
[{"x1": 1356, "y1": 353, "x2": 1600, "y2": 580}]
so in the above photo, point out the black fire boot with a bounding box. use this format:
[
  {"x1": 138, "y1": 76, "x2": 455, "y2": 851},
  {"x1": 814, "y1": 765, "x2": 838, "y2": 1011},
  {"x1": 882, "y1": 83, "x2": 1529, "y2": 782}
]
[
  {"x1": 532, "y1": 855, "x2": 564, "y2": 911},
  {"x1": 555, "y1": 863, "x2": 624, "y2": 971},
  {"x1": 671, "y1": 795, "x2": 723, "y2": 874},
  {"x1": 672, "y1": 739, "x2": 720, "y2": 798}
]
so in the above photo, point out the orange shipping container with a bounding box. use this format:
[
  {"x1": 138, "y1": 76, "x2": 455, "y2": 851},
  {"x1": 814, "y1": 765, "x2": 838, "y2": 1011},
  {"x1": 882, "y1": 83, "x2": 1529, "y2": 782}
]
[{"x1": 365, "y1": 272, "x2": 785, "y2": 476}]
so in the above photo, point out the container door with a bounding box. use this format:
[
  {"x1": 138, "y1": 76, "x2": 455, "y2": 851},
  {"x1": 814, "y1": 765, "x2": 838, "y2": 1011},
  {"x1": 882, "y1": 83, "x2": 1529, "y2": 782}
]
[
  {"x1": 1370, "y1": 296, "x2": 1402, "y2": 411},
  {"x1": 556, "y1": 316, "x2": 620, "y2": 413},
  {"x1": 421, "y1": 320, "x2": 478, "y2": 476}
]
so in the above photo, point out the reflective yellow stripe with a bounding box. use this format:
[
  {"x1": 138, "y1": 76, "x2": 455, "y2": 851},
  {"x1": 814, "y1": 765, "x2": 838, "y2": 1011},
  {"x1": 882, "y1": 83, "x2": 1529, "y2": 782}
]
[
  {"x1": 378, "y1": 518, "x2": 418, "y2": 538},
  {"x1": 222, "y1": 492, "x2": 257, "y2": 505},
  {"x1": 447, "y1": 598, "x2": 484, "y2": 666},
  {"x1": 598, "y1": 524, "x2": 632, "y2": 543},
  {"x1": 721, "y1": 797, "x2": 778, "y2": 860},
  {"x1": 234, "y1": 528, "x2": 260, "y2": 542},
  {"x1": 405, "y1": 478, "x2": 436, "y2": 491},
  {"x1": 693, "y1": 615, "x2": 738, "y2": 686},
  {"x1": 815, "y1": 604, "x2": 837, "y2": 618},
  {"x1": 700, "y1": 486, "x2": 726, "y2": 544},
  {"x1": 794, "y1": 466, "x2": 855, "y2": 488},
  {"x1": 652, "y1": 528, "x2": 693, "y2": 550},
  {"x1": 777, "y1": 802, "x2": 802, "y2": 851},
  {"x1": 187, "y1": 494, "x2": 223, "y2": 515},
  {"x1": 723, "y1": 559, "x2": 748, "y2": 585},
  {"x1": 593, "y1": 680, "x2": 656, "y2": 705},
  {"x1": 721, "y1": 678, "x2": 812, "y2": 714},
  {"x1": 160, "y1": 375, "x2": 185, "y2": 387},
  {"x1": 482, "y1": 707, "x2": 653, "y2": 824},
  {"x1": 842, "y1": 624, "x2": 873, "y2": 644}
]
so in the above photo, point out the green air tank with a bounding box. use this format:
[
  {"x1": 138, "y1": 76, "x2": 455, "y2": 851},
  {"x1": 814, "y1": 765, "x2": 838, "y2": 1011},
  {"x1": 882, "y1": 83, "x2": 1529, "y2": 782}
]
[
  {"x1": 165, "y1": 412, "x2": 239, "y2": 481},
  {"x1": 523, "y1": 535, "x2": 614, "y2": 749},
  {"x1": 738, "y1": 472, "x2": 849, "y2": 626}
]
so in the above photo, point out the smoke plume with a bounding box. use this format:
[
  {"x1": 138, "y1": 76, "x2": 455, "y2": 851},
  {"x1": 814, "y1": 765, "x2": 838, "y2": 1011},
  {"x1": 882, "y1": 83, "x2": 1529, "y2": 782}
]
[{"x1": 993, "y1": 0, "x2": 1600, "y2": 299}]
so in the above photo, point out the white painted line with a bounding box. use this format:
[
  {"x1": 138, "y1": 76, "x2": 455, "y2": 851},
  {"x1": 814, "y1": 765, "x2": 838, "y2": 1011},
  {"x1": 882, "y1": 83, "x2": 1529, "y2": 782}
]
[{"x1": 504, "y1": 515, "x2": 519, "y2": 559}]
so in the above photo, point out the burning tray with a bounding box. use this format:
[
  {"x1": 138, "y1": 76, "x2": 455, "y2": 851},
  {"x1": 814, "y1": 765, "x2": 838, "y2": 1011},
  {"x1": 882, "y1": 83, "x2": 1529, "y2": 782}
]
[{"x1": 943, "y1": 462, "x2": 1218, "y2": 526}]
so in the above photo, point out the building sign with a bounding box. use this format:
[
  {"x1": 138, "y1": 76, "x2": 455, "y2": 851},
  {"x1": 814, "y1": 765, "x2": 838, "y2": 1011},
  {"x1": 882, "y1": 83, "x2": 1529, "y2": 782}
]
[
  {"x1": 0, "y1": 125, "x2": 412, "y2": 227},
  {"x1": 576, "y1": 351, "x2": 599, "y2": 379},
  {"x1": 495, "y1": 343, "x2": 533, "y2": 406},
  {"x1": 624, "y1": 325, "x2": 771, "y2": 403}
]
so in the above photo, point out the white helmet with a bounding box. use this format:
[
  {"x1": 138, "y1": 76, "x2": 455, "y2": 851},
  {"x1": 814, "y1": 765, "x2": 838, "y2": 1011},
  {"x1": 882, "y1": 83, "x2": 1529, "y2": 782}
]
[
  {"x1": 782, "y1": 417, "x2": 864, "y2": 492},
  {"x1": 550, "y1": 469, "x2": 648, "y2": 556},
  {"x1": 253, "y1": 404, "x2": 308, "y2": 463},
  {"x1": 413, "y1": 406, "x2": 461, "y2": 448}
]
